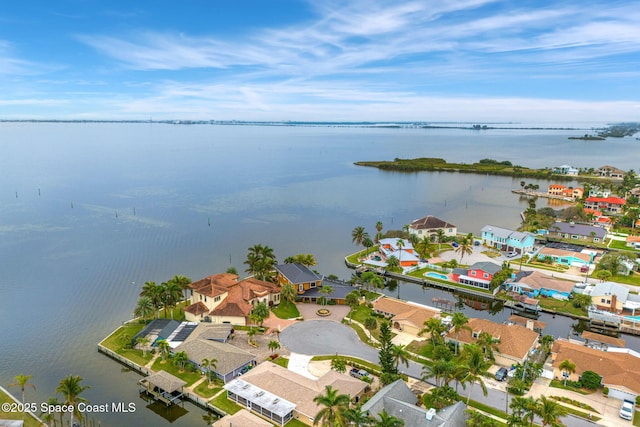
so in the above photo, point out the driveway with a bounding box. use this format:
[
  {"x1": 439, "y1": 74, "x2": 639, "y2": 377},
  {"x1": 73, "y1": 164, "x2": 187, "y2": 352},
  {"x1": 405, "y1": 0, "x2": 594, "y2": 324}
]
[{"x1": 278, "y1": 320, "x2": 425, "y2": 379}]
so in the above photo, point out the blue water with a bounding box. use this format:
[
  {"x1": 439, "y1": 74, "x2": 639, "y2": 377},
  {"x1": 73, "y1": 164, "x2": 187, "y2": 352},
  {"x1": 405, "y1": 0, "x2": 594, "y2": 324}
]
[
  {"x1": 2, "y1": 122, "x2": 640, "y2": 426},
  {"x1": 626, "y1": 316, "x2": 640, "y2": 321},
  {"x1": 425, "y1": 272, "x2": 450, "y2": 280}
]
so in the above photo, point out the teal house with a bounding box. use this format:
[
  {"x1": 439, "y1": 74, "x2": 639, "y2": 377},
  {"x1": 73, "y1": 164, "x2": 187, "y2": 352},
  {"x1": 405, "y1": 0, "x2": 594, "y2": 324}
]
[{"x1": 481, "y1": 225, "x2": 536, "y2": 255}]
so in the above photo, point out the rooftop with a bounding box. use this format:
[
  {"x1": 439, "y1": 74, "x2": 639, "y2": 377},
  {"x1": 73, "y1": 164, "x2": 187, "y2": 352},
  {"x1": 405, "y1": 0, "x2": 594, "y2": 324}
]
[
  {"x1": 409, "y1": 215, "x2": 456, "y2": 230},
  {"x1": 175, "y1": 339, "x2": 255, "y2": 375},
  {"x1": 275, "y1": 263, "x2": 322, "y2": 284}
]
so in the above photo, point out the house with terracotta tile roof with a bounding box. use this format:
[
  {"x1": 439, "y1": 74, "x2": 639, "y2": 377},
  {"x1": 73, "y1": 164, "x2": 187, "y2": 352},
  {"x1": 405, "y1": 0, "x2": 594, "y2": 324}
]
[
  {"x1": 373, "y1": 297, "x2": 440, "y2": 336},
  {"x1": 547, "y1": 184, "x2": 583, "y2": 200},
  {"x1": 408, "y1": 215, "x2": 457, "y2": 240},
  {"x1": 445, "y1": 318, "x2": 539, "y2": 366},
  {"x1": 626, "y1": 235, "x2": 640, "y2": 249},
  {"x1": 224, "y1": 361, "x2": 368, "y2": 426},
  {"x1": 584, "y1": 196, "x2": 626, "y2": 215},
  {"x1": 183, "y1": 273, "x2": 280, "y2": 325},
  {"x1": 551, "y1": 338, "x2": 640, "y2": 401}
]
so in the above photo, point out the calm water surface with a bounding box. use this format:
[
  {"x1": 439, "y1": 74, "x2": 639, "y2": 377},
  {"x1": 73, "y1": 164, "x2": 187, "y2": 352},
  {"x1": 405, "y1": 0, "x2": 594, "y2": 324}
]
[{"x1": 1, "y1": 123, "x2": 639, "y2": 426}]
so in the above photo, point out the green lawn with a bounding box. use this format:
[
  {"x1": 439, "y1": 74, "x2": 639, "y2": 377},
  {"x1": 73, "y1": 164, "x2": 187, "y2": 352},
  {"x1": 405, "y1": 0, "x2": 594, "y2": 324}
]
[
  {"x1": 150, "y1": 359, "x2": 203, "y2": 386},
  {"x1": 346, "y1": 246, "x2": 379, "y2": 264},
  {"x1": 600, "y1": 273, "x2": 640, "y2": 286},
  {"x1": 193, "y1": 379, "x2": 223, "y2": 399},
  {"x1": 0, "y1": 389, "x2": 43, "y2": 427},
  {"x1": 210, "y1": 393, "x2": 242, "y2": 415},
  {"x1": 272, "y1": 357, "x2": 289, "y2": 368},
  {"x1": 608, "y1": 239, "x2": 639, "y2": 252},
  {"x1": 311, "y1": 355, "x2": 382, "y2": 375},
  {"x1": 345, "y1": 321, "x2": 376, "y2": 346},
  {"x1": 347, "y1": 304, "x2": 374, "y2": 323},
  {"x1": 285, "y1": 419, "x2": 310, "y2": 427},
  {"x1": 272, "y1": 300, "x2": 300, "y2": 319},
  {"x1": 100, "y1": 323, "x2": 155, "y2": 366},
  {"x1": 538, "y1": 298, "x2": 588, "y2": 317}
]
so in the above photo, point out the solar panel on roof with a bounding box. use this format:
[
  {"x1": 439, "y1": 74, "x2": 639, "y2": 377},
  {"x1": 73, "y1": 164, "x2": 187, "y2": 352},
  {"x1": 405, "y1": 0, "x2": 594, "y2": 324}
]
[{"x1": 173, "y1": 324, "x2": 197, "y2": 341}]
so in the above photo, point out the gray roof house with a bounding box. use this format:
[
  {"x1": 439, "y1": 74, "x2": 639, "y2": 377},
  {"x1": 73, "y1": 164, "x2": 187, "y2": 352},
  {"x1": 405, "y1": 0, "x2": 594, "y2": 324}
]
[
  {"x1": 361, "y1": 379, "x2": 467, "y2": 426},
  {"x1": 481, "y1": 225, "x2": 536, "y2": 254},
  {"x1": 275, "y1": 263, "x2": 322, "y2": 284},
  {"x1": 548, "y1": 221, "x2": 607, "y2": 241},
  {"x1": 174, "y1": 339, "x2": 255, "y2": 383}
]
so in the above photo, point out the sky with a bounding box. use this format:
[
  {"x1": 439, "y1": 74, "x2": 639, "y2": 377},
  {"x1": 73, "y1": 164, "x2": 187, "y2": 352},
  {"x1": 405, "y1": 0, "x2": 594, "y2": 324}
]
[{"x1": 1, "y1": 0, "x2": 639, "y2": 122}]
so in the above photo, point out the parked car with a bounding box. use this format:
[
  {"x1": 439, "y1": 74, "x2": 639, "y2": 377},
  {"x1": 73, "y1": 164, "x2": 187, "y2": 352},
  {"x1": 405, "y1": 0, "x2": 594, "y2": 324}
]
[
  {"x1": 619, "y1": 400, "x2": 634, "y2": 421},
  {"x1": 350, "y1": 368, "x2": 369, "y2": 380},
  {"x1": 506, "y1": 251, "x2": 517, "y2": 258},
  {"x1": 495, "y1": 367, "x2": 508, "y2": 381}
]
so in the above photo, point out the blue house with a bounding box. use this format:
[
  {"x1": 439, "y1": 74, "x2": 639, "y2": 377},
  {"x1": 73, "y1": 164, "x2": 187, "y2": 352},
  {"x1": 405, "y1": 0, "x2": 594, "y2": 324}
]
[{"x1": 481, "y1": 225, "x2": 536, "y2": 255}]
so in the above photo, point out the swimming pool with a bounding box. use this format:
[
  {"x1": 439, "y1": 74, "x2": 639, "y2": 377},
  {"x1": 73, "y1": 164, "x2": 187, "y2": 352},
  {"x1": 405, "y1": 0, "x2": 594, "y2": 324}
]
[
  {"x1": 625, "y1": 315, "x2": 640, "y2": 321},
  {"x1": 425, "y1": 272, "x2": 449, "y2": 280}
]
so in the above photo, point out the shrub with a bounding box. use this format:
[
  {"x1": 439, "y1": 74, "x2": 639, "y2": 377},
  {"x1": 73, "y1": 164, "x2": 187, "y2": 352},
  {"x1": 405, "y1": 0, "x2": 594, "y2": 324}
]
[
  {"x1": 602, "y1": 387, "x2": 609, "y2": 396},
  {"x1": 580, "y1": 371, "x2": 602, "y2": 390}
]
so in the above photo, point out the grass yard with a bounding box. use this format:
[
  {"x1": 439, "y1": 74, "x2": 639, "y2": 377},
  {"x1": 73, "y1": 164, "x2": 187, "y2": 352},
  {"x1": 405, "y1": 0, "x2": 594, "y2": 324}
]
[
  {"x1": 272, "y1": 300, "x2": 301, "y2": 319},
  {"x1": 285, "y1": 419, "x2": 310, "y2": 427},
  {"x1": 600, "y1": 273, "x2": 640, "y2": 286},
  {"x1": 272, "y1": 357, "x2": 289, "y2": 368},
  {"x1": 538, "y1": 298, "x2": 588, "y2": 317},
  {"x1": 0, "y1": 389, "x2": 43, "y2": 427},
  {"x1": 151, "y1": 359, "x2": 202, "y2": 386},
  {"x1": 100, "y1": 323, "x2": 155, "y2": 366},
  {"x1": 193, "y1": 382, "x2": 222, "y2": 399},
  {"x1": 345, "y1": 246, "x2": 379, "y2": 265},
  {"x1": 210, "y1": 393, "x2": 242, "y2": 415}
]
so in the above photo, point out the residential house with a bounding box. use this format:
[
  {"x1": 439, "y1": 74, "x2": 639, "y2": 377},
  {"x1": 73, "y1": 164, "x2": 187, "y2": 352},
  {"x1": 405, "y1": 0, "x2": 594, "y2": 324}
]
[
  {"x1": 551, "y1": 338, "x2": 640, "y2": 402},
  {"x1": 537, "y1": 247, "x2": 594, "y2": 268},
  {"x1": 408, "y1": 215, "x2": 457, "y2": 240},
  {"x1": 361, "y1": 379, "x2": 467, "y2": 426},
  {"x1": 590, "y1": 282, "x2": 630, "y2": 313},
  {"x1": 481, "y1": 225, "x2": 536, "y2": 255},
  {"x1": 183, "y1": 273, "x2": 280, "y2": 325},
  {"x1": 378, "y1": 238, "x2": 420, "y2": 267},
  {"x1": 505, "y1": 270, "x2": 576, "y2": 299},
  {"x1": 588, "y1": 187, "x2": 611, "y2": 198},
  {"x1": 547, "y1": 221, "x2": 607, "y2": 242},
  {"x1": 584, "y1": 196, "x2": 626, "y2": 215},
  {"x1": 275, "y1": 263, "x2": 353, "y2": 304},
  {"x1": 451, "y1": 261, "x2": 502, "y2": 290},
  {"x1": 626, "y1": 235, "x2": 640, "y2": 249},
  {"x1": 597, "y1": 165, "x2": 625, "y2": 179},
  {"x1": 445, "y1": 318, "x2": 539, "y2": 366},
  {"x1": 224, "y1": 361, "x2": 368, "y2": 426},
  {"x1": 372, "y1": 297, "x2": 441, "y2": 336},
  {"x1": 174, "y1": 338, "x2": 255, "y2": 383},
  {"x1": 553, "y1": 165, "x2": 579, "y2": 176},
  {"x1": 547, "y1": 184, "x2": 583, "y2": 200}
]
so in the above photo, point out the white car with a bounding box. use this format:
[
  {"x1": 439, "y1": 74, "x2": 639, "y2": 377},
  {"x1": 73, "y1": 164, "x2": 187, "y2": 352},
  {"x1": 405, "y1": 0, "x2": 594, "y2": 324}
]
[{"x1": 619, "y1": 400, "x2": 634, "y2": 421}]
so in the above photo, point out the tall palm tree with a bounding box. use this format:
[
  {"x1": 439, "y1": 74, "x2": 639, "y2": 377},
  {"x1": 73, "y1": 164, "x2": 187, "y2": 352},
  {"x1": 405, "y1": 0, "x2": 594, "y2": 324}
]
[
  {"x1": 351, "y1": 226, "x2": 369, "y2": 248},
  {"x1": 536, "y1": 395, "x2": 568, "y2": 426},
  {"x1": 422, "y1": 359, "x2": 455, "y2": 387},
  {"x1": 201, "y1": 357, "x2": 218, "y2": 386},
  {"x1": 320, "y1": 285, "x2": 334, "y2": 307},
  {"x1": 56, "y1": 375, "x2": 90, "y2": 427},
  {"x1": 396, "y1": 239, "x2": 405, "y2": 268},
  {"x1": 375, "y1": 221, "x2": 384, "y2": 236},
  {"x1": 161, "y1": 280, "x2": 183, "y2": 319},
  {"x1": 245, "y1": 243, "x2": 277, "y2": 280},
  {"x1": 344, "y1": 407, "x2": 371, "y2": 426},
  {"x1": 455, "y1": 235, "x2": 473, "y2": 263},
  {"x1": 419, "y1": 317, "x2": 446, "y2": 346},
  {"x1": 171, "y1": 274, "x2": 192, "y2": 301},
  {"x1": 268, "y1": 340, "x2": 281, "y2": 351},
  {"x1": 134, "y1": 296, "x2": 155, "y2": 321},
  {"x1": 313, "y1": 385, "x2": 350, "y2": 427},
  {"x1": 140, "y1": 281, "x2": 163, "y2": 318},
  {"x1": 460, "y1": 344, "x2": 490, "y2": 404},
  {"x1": 475, "y1": 331, "x2": 499, "y2": 362},
  {"x1": 559, "y1": 359, "x2": 576, "y2": 386},
  {"x1": 9, "y1": 373, "x2": 35, "y2": 418},
  {"x1": 374, "y1": 409, "x2": 404, "y2": 427},
  {"x1": 391, "y1": 344, "x2": 410, "y2": 372},
  {"x1": 386, "y1": 255, "x2": 400, "y2": 271},
  {"x1": 280, "y1": 282, "x2": 297, "y2": 305},
  {"x1": 363, "y1": 236, "x2": 374, "y2": 256},
  {"x1": 172, "y1": 351, "x2": 189, "y2": 372},
  {"x1": 451, "y1": 312, "x2": 471, "y2": 355},
  {"x1": 251, "y1": 301, "x2": 270, "y2": 327},
  {"x1": 157, "y1": 339, "x2": 170, "y2": 363},
  {"x1": 416, "y1": 236, "x2": 433, "y2": 259},
  {"x1": 136, "y1": 336, "x2": 150, "y2": 357},
  {"x1": 436, "y1": 229, "x2": 446, "y2": 254}
]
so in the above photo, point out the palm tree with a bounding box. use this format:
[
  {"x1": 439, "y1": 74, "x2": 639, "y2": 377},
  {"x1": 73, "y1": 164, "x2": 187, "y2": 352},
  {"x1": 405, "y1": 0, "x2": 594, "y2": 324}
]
[
  {"x1": 157, "y1": 339, "x2": 170, "y2": 363},
  {"x1": 363, "y1": 236, "x2": 374, "y2": 256},
  {"x1": 56, "y1": 375, "x2": 90, "y2": 427},
  {"x1": 140, "y1": 281, "x2": 163, "y2": 318},
  {"x1": 415, "y1": 236, "x2": 433, "y2": 259},
  {"x1": 268, "y1": 340, "x2": 281, "y2": 351},
  {"x1": 419, "y1": 317, "x2": 446, "y2": 346},
  {"x1": 509, "y1": 396, "x2": 536, "y2": 427},
  {"x1": 251, "y1": 301, "x2": 270, "y2": 327},
  {"x1": 375, "y1": 221, "x2": 384, "y2": 237},
  {"x1": 134, "y1": 296, "x2": 155, "y2": 321},
  {"x1": 9, "y1": 373, "x2": 35, "y2": 418},
  {"x1": 345, "y1": 290, "x2": 360, "y2": 309},
  {"x1": 280, "y1": 282, "x2": 297, "y2": 305},
  {"x1": 344, "y1": 407, "x2": 371, "y2": 426},
  {"x1": 161, "y1": 280, "x2": 183, "y2": 319},
  {"x1": 245, "y1": 243, "x2": 277, "y2": 280},
  {"x1": 136, "y1": 336, "x2": 150, "y2": 357},
  {"x1": 475, "y1": 331, "x2": 500, "y2": 362},
  {"x1": 559, "y1": 359, "x2": 576, "y2": 386},
  {"x1": 201, "y1": 357, "x2": 218, "y2": 386},
  {"x1": 422, "y1": 359, "x2": 455, "y2": 387},
  {"x1": 451, "y1": 312, "x2": 471, "y2": 355},
  {"x1": 172, "y1": 351, "x2": 189, "y2": 372},
  {"x1": 436, "y1": 229, "x2": 446, "y2": 254},
  {"x1": 45, "y1": 396, "x2": 64, "y2": 427},
  {"x1": 351, "y1": 226, "x2": 368, "y2": 248},
  {"x1": 171, "y1": 274, "x2": 192, "y2": 301},
  {"x1": 313, "y1": 385, "x2": 350, "y2": 427},
  {"x1": 374, "y1": 409, "x2": 404, "y2": 427},
  {"x1": 536, "y1": 395, "x2": 568, "y2": 426},
  {"x1": 460, "y1": 344, "x2": 490, "y2": 404},
  {"x1": 386, "y1": 255, "x2": 400, "y2": 271},
  {"x1": 455, "y1": 235, "x2": 473, "y2": 263},
  {"x1": 320, "y1": 285, "x2": 334, "y2": 307},
  {"x1": 396, "y1": 239, "x2": 405, "y2": 268},
  {"x1": 391, "y1": 344, "x2": 410, "y2": 372}
]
